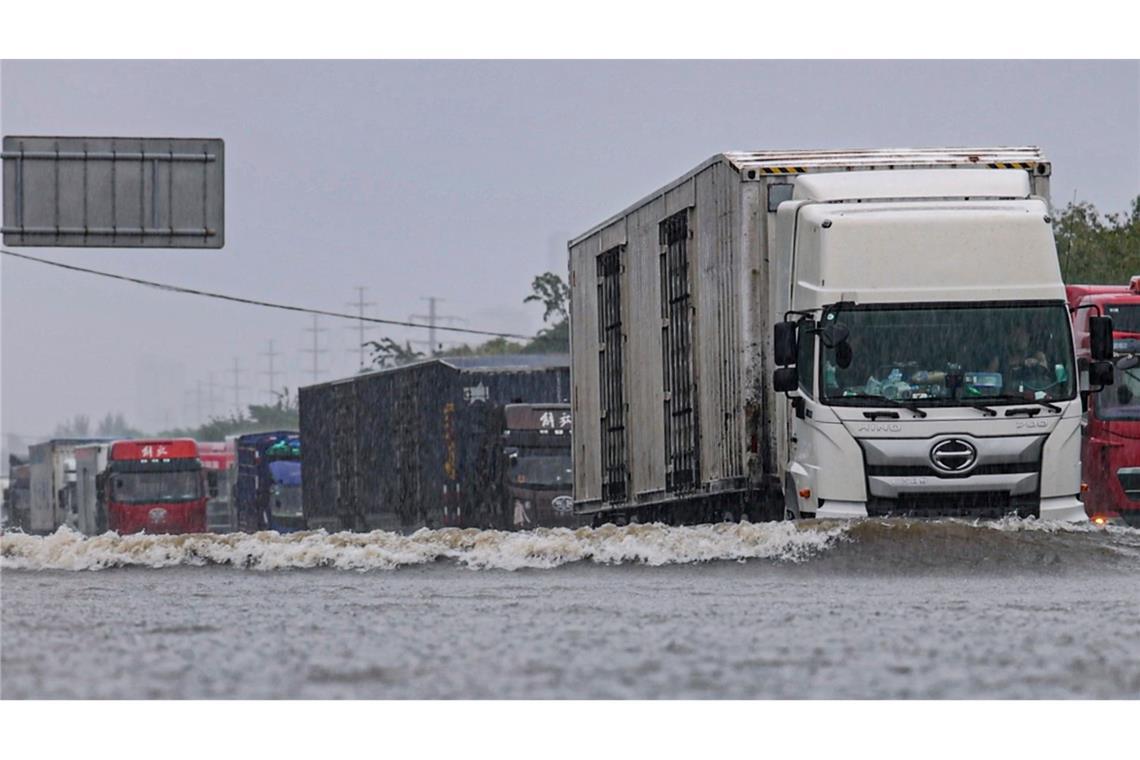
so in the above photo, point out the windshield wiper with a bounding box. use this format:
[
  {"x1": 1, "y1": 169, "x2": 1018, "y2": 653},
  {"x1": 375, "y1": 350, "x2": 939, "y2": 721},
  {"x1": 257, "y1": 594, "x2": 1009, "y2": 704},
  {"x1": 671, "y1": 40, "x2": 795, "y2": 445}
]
[
  {"x1": 832, "y1": 394, "x2": 927, "y2": 418},
  {"x1": 966, "y1": 394, "x2": 1063, "y2": 414}
]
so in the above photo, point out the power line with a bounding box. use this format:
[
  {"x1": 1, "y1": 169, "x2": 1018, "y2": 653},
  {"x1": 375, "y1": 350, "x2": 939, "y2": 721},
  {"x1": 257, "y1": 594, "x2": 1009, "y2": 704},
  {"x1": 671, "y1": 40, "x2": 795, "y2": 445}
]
[{"x1": 1, "y1": 248, "x2": 531, "y2": 341}]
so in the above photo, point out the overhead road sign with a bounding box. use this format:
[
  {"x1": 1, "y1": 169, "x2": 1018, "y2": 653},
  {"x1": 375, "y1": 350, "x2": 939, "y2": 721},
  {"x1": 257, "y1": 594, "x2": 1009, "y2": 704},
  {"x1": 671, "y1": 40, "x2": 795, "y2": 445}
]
[{"x1": 2, "y1": 135, "x2": 224, "y2": 249}]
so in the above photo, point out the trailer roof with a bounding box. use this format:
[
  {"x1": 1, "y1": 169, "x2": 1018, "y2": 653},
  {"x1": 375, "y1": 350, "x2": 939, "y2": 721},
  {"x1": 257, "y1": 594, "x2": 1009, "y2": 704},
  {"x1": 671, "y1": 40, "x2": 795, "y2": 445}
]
[
  {"x1": 301, "y1": 354, "x2": 570, "y2": 390},
  {"x1": 721, "y1": 146, "x2": 1045, "y2": 172},
  {"x1": 569, "y1": 146, "x2": 1046, "y2": 247}
]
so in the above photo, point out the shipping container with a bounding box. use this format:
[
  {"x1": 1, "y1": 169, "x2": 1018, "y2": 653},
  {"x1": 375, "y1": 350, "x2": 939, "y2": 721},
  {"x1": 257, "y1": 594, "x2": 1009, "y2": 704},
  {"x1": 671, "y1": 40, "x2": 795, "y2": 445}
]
[{"x1": 300, "y1": 355, "x2": 570, "y2": 533}]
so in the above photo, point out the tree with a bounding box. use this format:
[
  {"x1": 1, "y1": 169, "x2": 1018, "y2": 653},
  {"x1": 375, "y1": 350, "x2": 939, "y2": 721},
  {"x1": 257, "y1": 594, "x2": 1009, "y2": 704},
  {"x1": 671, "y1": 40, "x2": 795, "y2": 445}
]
[
  {"x1": 1054, "y1": 196, "x2": 1140, "y2": 283},
  {"x1": 157, "y1": 389, "x2": 300, "y2": 440},
  {"x1": 439, "y1": 337, "x2": 528, "y2": 357},
  {"x1": 95, "y1": 412, "x2": 143, "y2": 438},
  {"x1": 524, "y1": 272, "x2": 570, "y2": 324},
  {"x1": 518, "y1": 271, "x2": 570, "y2": 354},
  {"x1": 54, "y1": 414, "x2": 91, "y2": 437},
  {"x1": 524, "y1": 318, "x2": 569, "y2": 354},
  {"x1": 366, "y1": 337, "x2": 425, "y2": 368}
]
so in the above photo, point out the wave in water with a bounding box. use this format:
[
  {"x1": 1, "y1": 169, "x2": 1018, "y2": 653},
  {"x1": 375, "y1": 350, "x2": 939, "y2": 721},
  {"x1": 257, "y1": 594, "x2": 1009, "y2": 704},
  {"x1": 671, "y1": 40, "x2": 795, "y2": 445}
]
[{"x1": 3, "y1": 519, "x2": 1138, "y2": 572}]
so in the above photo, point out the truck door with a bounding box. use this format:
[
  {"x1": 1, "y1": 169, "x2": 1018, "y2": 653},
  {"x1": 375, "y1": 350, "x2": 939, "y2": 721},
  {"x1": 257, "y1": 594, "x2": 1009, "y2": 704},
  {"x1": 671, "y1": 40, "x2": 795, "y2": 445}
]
[{"x1": 786, "y1": 319, "x2": 824, "y2": 517}]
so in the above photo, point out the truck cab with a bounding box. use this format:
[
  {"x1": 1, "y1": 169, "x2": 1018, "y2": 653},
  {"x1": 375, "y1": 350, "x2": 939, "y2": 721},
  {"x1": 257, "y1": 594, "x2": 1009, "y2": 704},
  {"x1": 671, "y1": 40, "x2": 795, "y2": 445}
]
[
  {"x1": 235, "y1": 432, "x2": 304, "y2": 532},
  {"x1": 502, "y1": 403, "x2": 574, "y2": 528},
  {"x1": 198, "y1": 440, "x2": 237, "y2": 532},
  {"x1": 772, "y1": 169, "x2": 1112, "y2": 522},
  {"x1": 1067, "y1": 278, "x2": 1140, "y2": 525},
  {"x1": 105, "y1": 439, "x2": 206, "y2": 534}
]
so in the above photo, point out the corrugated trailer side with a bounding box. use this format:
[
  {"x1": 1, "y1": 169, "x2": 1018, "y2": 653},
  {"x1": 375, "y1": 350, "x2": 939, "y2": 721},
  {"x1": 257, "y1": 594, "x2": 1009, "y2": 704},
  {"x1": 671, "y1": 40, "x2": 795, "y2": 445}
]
[
  {"x1": 570, "y1": 157, "x2": 754, "y2": 519},
  {"x1": 301, "y1": 357, "x2": 570, "y2": 533},
  {"x1": 298, "y1": 379, "x2": 351, "y2": 531}
]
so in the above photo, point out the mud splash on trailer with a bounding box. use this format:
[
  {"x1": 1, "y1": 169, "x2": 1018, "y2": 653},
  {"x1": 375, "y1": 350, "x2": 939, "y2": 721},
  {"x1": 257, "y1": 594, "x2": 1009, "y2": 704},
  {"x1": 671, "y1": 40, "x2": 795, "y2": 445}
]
[{"x1": 3, "y1": 519, "x2": 1139, "y2": 572}]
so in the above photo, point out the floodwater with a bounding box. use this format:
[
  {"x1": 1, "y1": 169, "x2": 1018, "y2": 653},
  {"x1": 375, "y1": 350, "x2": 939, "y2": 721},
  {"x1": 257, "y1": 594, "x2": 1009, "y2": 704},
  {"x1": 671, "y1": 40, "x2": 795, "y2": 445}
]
[{"x1": 3, "y1": 519, "x2": 1140, "y2": 699}]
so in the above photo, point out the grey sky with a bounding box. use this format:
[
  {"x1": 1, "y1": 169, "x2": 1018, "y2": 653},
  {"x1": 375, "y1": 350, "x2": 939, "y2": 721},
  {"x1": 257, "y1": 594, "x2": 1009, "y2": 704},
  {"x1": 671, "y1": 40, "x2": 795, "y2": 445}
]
[{"x1": 2, "y1": 60, "x2": 1138, "y2": 441}]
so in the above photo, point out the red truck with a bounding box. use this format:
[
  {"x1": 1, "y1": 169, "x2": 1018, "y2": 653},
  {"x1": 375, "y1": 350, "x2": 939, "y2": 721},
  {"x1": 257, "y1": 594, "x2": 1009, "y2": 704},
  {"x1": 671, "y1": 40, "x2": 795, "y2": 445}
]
[
  {"x1": 105, "y1": 438, "x2": 207, "y2": 534},
  {"x1": 1067, "y1": 277, "x2": 1140, "y2": 526},
  {"x1": 197, "y1": 440, "x2": 237, "y2": 532}
]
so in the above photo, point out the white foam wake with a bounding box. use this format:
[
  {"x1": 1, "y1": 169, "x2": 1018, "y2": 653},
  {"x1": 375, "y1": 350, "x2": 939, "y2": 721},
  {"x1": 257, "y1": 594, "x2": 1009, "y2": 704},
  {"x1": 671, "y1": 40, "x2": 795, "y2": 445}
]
[{"x1": 0, "y1": 521, "x2": 850, "y2": 572}]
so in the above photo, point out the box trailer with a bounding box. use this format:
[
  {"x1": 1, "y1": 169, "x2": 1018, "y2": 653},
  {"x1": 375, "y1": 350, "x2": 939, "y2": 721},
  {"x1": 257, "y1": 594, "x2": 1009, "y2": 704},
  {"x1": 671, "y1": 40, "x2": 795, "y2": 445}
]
[
  {"x1": 569, "y1": 147, "x2": 1113, "y2": 524},
  {"x1": 300, "y1": 355, "x2": 570, "y2": 533},
  {"x1": 28, "y1": 439, "x2": 110, "y2": 534}
]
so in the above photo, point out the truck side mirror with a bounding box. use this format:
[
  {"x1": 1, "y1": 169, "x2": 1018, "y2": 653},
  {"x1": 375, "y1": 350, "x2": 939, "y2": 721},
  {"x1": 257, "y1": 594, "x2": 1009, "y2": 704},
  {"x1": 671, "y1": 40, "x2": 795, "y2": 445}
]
[
  {"x1": 774, "y1": 322, "x2": 797, "y2": 367},
  {"x1": 774, "y1": 366, "x2": 798, "y2": 393},
  {"x1": 1089, "y1": 360, "x2": 1115, "y2": 388},
  {"x1": 1090, "y1": 316, "x2": 1113, "y2": 361}
]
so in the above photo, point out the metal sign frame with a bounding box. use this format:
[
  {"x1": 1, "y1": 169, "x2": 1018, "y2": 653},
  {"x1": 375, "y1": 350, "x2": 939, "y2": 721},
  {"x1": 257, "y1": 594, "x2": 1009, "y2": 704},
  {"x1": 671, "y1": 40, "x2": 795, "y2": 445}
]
[{"x1": 2, "y1": 135, "x2": 224, "y2": 249}]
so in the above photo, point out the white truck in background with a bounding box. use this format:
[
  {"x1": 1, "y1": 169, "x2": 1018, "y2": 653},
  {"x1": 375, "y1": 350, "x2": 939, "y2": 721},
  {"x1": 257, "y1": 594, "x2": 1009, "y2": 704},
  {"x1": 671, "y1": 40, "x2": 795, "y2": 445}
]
[
  {"x1": 28, "y1": 438, "x2": 109, "y2": 533},
  {"x1": 568, "y1": 147, "x2": 1114, "y2": 525}
]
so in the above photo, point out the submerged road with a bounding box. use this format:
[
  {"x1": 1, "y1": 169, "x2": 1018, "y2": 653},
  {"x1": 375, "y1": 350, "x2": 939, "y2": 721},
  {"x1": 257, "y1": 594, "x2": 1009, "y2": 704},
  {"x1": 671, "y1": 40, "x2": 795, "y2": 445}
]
[{"x1": 3, "y1": 520, "x2": 1140, "y2": 698}]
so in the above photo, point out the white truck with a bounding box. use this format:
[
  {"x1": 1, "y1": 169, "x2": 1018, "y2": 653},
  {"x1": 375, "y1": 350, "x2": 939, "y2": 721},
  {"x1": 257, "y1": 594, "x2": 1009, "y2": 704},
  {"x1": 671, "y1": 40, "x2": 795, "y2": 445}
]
[
  {"x1": 28, "y1": 439, "x2": 109, "y2": 533},
  {"x1": 568, "y1": 147, "x2": 1114, "y2": 525}
]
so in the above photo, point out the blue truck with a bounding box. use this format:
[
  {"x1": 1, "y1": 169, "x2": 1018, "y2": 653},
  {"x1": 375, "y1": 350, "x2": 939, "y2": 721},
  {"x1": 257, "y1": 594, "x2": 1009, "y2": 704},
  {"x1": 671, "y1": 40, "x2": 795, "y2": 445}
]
[{"x1": 234, "y1": 431, "x2": 304, "y2": 532}]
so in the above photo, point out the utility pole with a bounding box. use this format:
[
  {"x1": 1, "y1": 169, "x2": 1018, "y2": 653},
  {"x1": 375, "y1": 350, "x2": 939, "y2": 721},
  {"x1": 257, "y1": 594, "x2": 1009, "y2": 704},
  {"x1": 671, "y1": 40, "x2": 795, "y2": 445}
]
[
  {"x1": 206, "y1": 372, "x2": 222, "y2": 419},
  {"x1": 410, "y1": 296, "x2": 465, "y2": 357},
  {"x1": 229, "y1": 357, "x2": 248, "y2": 417},
  {"x1": 346, "y1": 286, "x2": 376, "y2": 370},
  {"x1": 301, "y1": 315, "x2": 328, "y2": 383},
  {"x1": 183, "y1": 379, "x2": 205, "y2": 426},
  {"x1": 260, "y1": 339, "x2": 283, "y2": 402}
]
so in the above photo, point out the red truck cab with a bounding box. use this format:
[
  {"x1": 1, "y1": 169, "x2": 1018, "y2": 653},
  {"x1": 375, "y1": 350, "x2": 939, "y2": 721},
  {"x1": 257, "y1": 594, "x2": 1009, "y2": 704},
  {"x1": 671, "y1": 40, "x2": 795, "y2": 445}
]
[
  {"x1": 1068, "y1": 278, "x2": 1140, "y2": 526},
  {"x1": 105, "y1": 438, "x2": 207, "y2": 534}
]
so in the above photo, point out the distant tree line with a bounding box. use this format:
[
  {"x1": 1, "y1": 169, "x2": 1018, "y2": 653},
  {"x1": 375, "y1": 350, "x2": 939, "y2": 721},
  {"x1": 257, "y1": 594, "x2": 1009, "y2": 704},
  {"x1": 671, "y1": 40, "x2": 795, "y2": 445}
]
[
  {"x1": 1055, "y1": 195, "x2": 1140, "y2": 283},
  {"x1": 54, "y1": 412, "x2": 143, "y2": 439},
  {"x1": 156, "y1": 391, "x2": 300, "y2": 441}
]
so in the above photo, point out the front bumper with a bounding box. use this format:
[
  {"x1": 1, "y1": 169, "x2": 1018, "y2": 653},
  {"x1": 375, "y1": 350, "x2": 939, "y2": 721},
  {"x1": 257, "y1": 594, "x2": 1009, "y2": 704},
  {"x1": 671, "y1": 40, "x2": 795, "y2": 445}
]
[{"x1": 812, "y1": 494, "x2": 1087, "y2": 522}]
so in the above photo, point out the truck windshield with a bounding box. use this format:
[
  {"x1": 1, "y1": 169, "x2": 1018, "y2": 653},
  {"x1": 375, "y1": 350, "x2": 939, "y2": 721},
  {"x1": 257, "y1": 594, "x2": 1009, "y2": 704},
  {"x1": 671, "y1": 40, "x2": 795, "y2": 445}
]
[
  {"x1": 820, "y1": 302, "x2": 1075, "y2": 405},
  {"x1": 1105, "y1": 304, "x2": 1140, "y2": 336},
  {"x1": 111, "y1": 471, "x2": 202, "y2": 504},
  {"x1": 268, "y1": 460, "x2": 301, "y2": 486},
  {"x1": 510, "y1": 455, "x2": 573, "y2": 488},
  {"x1": 270, "y1": 484, "x2": 303, "y2": 517},
  {"x1": 1095, "y1": 366, "x2": 1140, "y2": 421}
]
